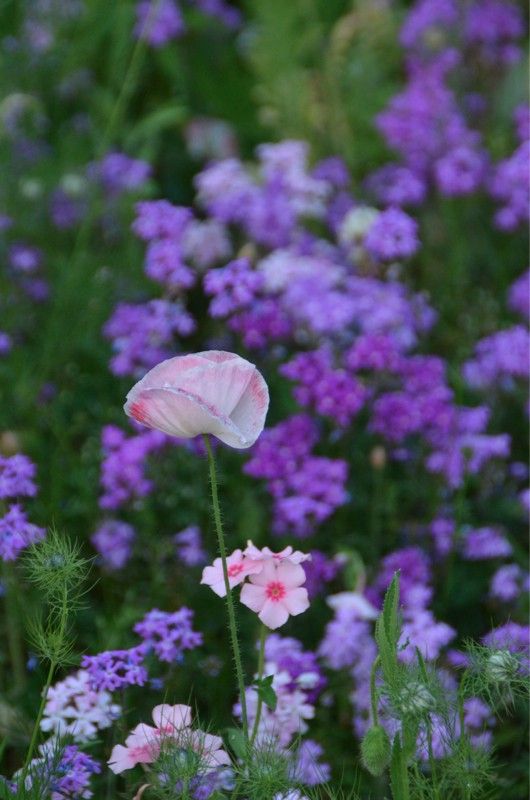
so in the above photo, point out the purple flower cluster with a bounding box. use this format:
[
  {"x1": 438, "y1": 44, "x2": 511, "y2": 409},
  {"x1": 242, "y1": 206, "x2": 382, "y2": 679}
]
[
  {"x1": 134, "y1": 0, "x2": 240, "y2": 47},
  {"x1": 174, "y1": 525, "x2": 207, "y2": 567},
  {"x1": 87, "y1": 152, "x2": 151, "y2": 196},
  {"x1": 133, "y1": 607, "x2": 203, "y2": 662},
  {"x1": 244, "y1": 415, "x2": 348, "y2": 537},
  {"x1": 81, "y1": 645, "x2": 148, "y2": 692},
  {"x1": 104, "y1": 299, "x2": 195, "y2": 377},
  {"x1": 25, "y1": 744, "x2": 101, "y2": 800},
  {"x1": 99, "y1": 425, "x2": 168, "y2": 510},
  {"x1": 0, "y1": 453, "x2": 44, "y2": 561},
  {"x1": 91, "y1": 519, "x2": 136, "y2": 570}
]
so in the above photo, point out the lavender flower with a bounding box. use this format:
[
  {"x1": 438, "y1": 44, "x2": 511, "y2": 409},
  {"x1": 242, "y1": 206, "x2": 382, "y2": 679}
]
[
  {"x1": 134, "y1": 607, "x2": 203, "y2": 662},
  {"x1": 91, "y1": 520, "x2": 135, "y2": 570},
  {"x1": 81, "y1": 646, "x2": 148, "y2": 692}
]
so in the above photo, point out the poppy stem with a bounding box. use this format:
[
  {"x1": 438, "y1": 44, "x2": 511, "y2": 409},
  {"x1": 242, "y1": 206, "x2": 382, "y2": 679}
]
[{"x1": 203, "y1": 435, "x2": 249, "y2": 742}]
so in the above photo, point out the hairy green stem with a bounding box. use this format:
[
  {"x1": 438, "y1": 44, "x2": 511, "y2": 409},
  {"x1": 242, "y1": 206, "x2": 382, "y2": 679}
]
[
  {"x1": 203, "y1": 436, "x2": 248, "y2": 741},
  {"x1": 2, "y1": 561, "x2": 26, "y2": 694},
  {"x1": 22, "y1": 658, "x2": 56, "y2": 776},
  {"x1": 250, "y1": 624, "x2": 268, "y2": 747},
  {"x1": 370, "y1": 655, "x2": 381, "y2": 725}
]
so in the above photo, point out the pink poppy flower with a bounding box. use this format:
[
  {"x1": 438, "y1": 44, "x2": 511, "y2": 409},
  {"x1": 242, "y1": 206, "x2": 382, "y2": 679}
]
[
  {"x1": 190, "y1": 730, "x2": 232, "y2": 768},
  {"x1": 240, "y1": 559, "x2": 310, "y2": 630},
  {"x1": 108, "y1": 704, "x2": 192, "y2": 774},
  {"x1": 201, "y1": 548, "x2": 263, "y2": 596},
  {"x1": 124, "y1": 350, "x2": 269, "y2": 449},
  {"x1": 244, "y1": 540, "x2": 311, "y2": 565}
]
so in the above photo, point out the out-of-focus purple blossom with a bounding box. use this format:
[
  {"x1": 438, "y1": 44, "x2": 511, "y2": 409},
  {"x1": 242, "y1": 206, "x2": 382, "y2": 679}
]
[
  {"x1": 174, "y1": 525, "x2": 207, "y2": 567},
  {"x1": 196, "y1": 158, "x2": 254, "y2": 223},
  {"x1": 228, "y1": 299, "x2": 292, "y2": 349},
  {"x1": 134, "y1": 607, "x2": 202, "y2": 662},
  {"x1": 400, "y1": 0, "x2": 458, "y2": 50},
  {"x1": 289, "y1": 739, "x2": 331, "y2": 785},
  {"x1": 88, "y1": 152, "x2": 151, "y2": 195},
  {"x1": 346, "y1": 332, "x2": 404, "y2": 372},
  {"x1": 0, "y1": 333, "x2": 12, "y2": 356},
  {"x1": 144, "y1": 238, "x2": 195, "y2": 290},
  {"x1": 24, "y1": 743, "x2": 101, "y2": 800},
  {"x1": 434, "y1": 145, "x2": 487, "y2": 196},
  {"x1": 0, "y1": 214, "x2": 13, "y2": 231},
  {"x1": 399, "y1": 609, "x2": 456, "y2": 662},
  {"x1": 514, "y1": 104, "x2": 530, "y2": 143},
  {"x1": 508, "y1": 269, "x2": 529, "y2": 319},
  {"x1": 371, "y1": 547, "x2": 432, "y2": 608},
  {"x1": 428, "y1": 516, "x2": 455, "y2": 556},
  {"x1": 182, "y1": 219, "x2": 231, "y2": 269},
  {"x1": 281, "y1": 349, "x2": 368, "y2": 426},
  {"x1": 0, "y1": 454, "x2": 37, "y2": 499},
  {"x1": 99, "y1": 425, "x2": 168, "y2": 510},
  {"x1": 265, "y1": 634, "x2": 326, "y2": 704},
  {"x1": 312, "y1": 156, "x2": 350, "y2": 188},
  {"x1": 91, "y1": 520, "x2": 135, "y2": 570},
  {"x1": 461, "y1": 527, "x2": 512, "y2": 560},
  {"x1": 464, "y1": 0, "x2": 524, "y2": 64},
  {"x1": 482, "y1": 622, "x2": 530, "y2": 657},
  {"x1": 133, "y1": 200, "x2": 193, "y2": 241},
  {"x1": 49, "y1": 188, "x2": 85, "y2": 229},
  {"x1": 489, "y1": 142, "x2": 529, "y2": 231},
  {"x1": 245, "y1": 415, "x2": 348, "y2": 537},
  {"x1": 134, "y1": 0, "x2": 185, "y2": 47},
  {"x1": 0, "y1": 504, "x2": 45, "y2": 562},
  {"x1": 363, "y1": 207, "x2": 420, "y2": 261},
  {"x1": 103, "y1": 299, "x2": 195, "y2": 378},
  {"x1": 193, "y1": 0, "x2": 242, "y2": 29},
  {"x1": 463, "y1": 325, "x2": 530, "y2": 389},
  {"x1": 303, "y1": 551, "x2": 342, "y2": 598},
  {"x1": 8, "y1": 243, "x2": 42, "y2": 273},
  {"x1": 365, "y1": 164, "x2": 427, "y2": 207},
  {"x1": 204, "y1": 258, "x2": 263, "y2": 317},
  {"x1": 81, "y1": 646, "x2": 148, "y2": 692},
  {"x1": 490, "y1": 564, "x2": 529, "y2": 602}
]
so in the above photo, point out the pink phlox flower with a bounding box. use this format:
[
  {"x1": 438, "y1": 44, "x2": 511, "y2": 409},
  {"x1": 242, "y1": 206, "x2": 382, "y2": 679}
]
[
  {"x1": 244, "y1": 540, "x2": 311, "y2": 565},
  {"x1": 240, "y1": 558, "x2": 310, "y2": 629},
  {"x1": 108, "y1": 704, "x2": 192, "y2": 774},
  {"x1": 201, "y1": 548, "x2": 263, "y2": 597}
]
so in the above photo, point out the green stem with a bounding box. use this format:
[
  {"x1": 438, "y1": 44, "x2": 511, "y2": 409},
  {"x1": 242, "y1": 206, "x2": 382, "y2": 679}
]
[
  {"x1": 203, "y1": 436, "x2": 248, "y2": 741},
  {"x1": 426, "y1": 719, "x2": 439, "y2": 800},
  {"x1": 370, "y1": 655, "x2": 381, "y2": 725},
  {"x1": 22, "y1": 658, "x2": 56, "y2": 775},
  {"x1": 2, "y1": 561, "x2": 26, "y2": 694},
  {"x1": 250, "y1": 624, "x2": 268, "y2": 747}
]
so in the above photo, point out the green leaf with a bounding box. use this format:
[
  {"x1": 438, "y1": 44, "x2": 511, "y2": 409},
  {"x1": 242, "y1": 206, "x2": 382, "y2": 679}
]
[
  {"x1": 255, "y1": 674, "x2": 278, "y2": 711},
  {"x1": 382, "y1": 571, "x2": 400, "y2": 649},
  {"x1": 225, "y1": 727, "x2": 247, "y2": 760}
]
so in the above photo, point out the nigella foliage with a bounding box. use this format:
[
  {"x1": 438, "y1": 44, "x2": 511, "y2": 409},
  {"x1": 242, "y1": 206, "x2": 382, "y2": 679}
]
[{"x1": 362, "y1": 574, "x2": 529, "y2": 798}]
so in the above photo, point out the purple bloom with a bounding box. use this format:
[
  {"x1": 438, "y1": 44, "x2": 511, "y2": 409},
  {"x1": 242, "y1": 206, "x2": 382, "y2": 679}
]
[
  {"x1": 489, "y1": 142, "x2": 529, "y2": 231},
  {"x1": 490, "y1": 564, "x2": 529, "y2": 602},
  {"x1": 49, "y1": 188, "x2": 85, "y2": 230},
  {"x1": 483, "y1": 622, "x2": 529, "y2": 655},
  {"x1": 91, "y1": 520, "x2": 135, "y2": 570},
  {"x1": 81, "y1": 646, "x2": 148, "y2": 692},
  {"x1": 461, "y1": 527, "x2": 512, "y2": 560},
  {"x1": 463, "y1": 325, "x2": 530, "y2": 389},
  {"x1": 364, "y1": 207, "x2": 420, "y2": 261},
  {"x1": 204, "y1": 258, "x2": 263, "y2": 317},
  {"x1": 88, "y1": 152, "x2": 151, "y2": 195},
  {"x1": 134, "y1": 607, "x2": 203, "y2": 662},
  {"x1": 265, "y1": 634, "x2": 326, "y2": 703},
  {"x1": 133, "y1": 200, "x2": 193, "y2": 241},
  {"x1": 99, "y1": 425, "x2": 168, "y2": 510},
  {"x1": 0, "y1": 332, "x2": 12, "y2": 356},
  {"x1": 303, "y1": 551, "x2": 343, "y2": 598},
  {"x1": 289, "y1": 739, "x2": 331, "y2": 785},
  {"x1": 400, "y1": 0, "x2": 458, "y2": 50},
  {"x1": 135, "y1": 0, "x2": 185, "y2": 46},
  {"x1": 174, "y1": 526, "x2": 207, "y2": 567},
  {"x1": 434, "y1": 145, "x2": 487, "y2": 196},
  {"x1": 25, "y1": 744, "x2": 101, "y2": 800},
  {"x1": 464, "y1": 0, "x2": 524, "y2": 64},
  {"x1": 8, "y1": 243, "x2": 42, "y2": 273},
  {"x1": 365, "y1": 164, "x2": 427, "y2": 207},
  {"x1": 144, "y1": 238, "x2": 195, "y2": 289},
  {"x1": 0, "y1": 504, "x2": 45, "y2": 562},
  {"x1": 0, "y1": 454, "x2": 38, "y2": 499}
]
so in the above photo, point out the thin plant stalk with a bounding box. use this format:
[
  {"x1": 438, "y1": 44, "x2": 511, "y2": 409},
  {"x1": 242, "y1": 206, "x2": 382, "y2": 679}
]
[
  {"x1": 203, "y1": 435, "x2": 249, "y2": 741},
  {"x1": 2, "y1": 561, "x2": 26, "y2": 694},
  {"x1": 370, "y1": 655, "x2": 380, "y2": 725},
  {"x1": 250, "y1": 624, "x2": 268, "y2": 746}
]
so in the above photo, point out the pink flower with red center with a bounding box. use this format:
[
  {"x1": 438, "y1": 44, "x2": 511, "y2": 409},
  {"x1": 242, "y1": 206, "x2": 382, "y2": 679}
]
[
  {"x1": 108, "y1": 704, "x2": 192, "y2": 774},
  {"x1": 244, "y1": 540, "x2": 311, "y2": 565},
  {"x1": 240, "y1": 559, "x2": 310, "y2": 630},
  {"x1": 200, "y1": 548, "x2": 263, "y2": 597},
  {"x1": 124, "y1": 350, "x2": 269, "y2": 449},
  {"x1": 108, "y1": 703, "x2": 231, "y2": 774}
]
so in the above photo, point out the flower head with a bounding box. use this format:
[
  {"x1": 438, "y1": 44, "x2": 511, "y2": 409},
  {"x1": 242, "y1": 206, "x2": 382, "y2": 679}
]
[
  {"x1": 240, "y1": 559, "x2": 310, "y2": 630},
  {"x1": 201, "y1": 548, "x2": 263, "y2": 597},
  {"x1": 124, "y1": 350, "x2": 269, "y2": 449}
]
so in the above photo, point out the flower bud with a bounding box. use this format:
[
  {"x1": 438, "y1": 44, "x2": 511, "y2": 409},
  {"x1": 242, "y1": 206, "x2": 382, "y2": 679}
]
[
  {"x1": 486, "y1": 650, "x2": 519, "y2": 683},
  {"x1": 361, "y1": 725, "x2": 391, "y2": 776},
  {"x1": 396, "y1": 681, "x2": 435, "y2": 715}
]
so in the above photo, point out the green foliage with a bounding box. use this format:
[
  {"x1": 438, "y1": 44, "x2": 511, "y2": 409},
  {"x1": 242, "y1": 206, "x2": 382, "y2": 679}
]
[{"x1": 254, "y1": 674, "x2": 277, "y2": 712}]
